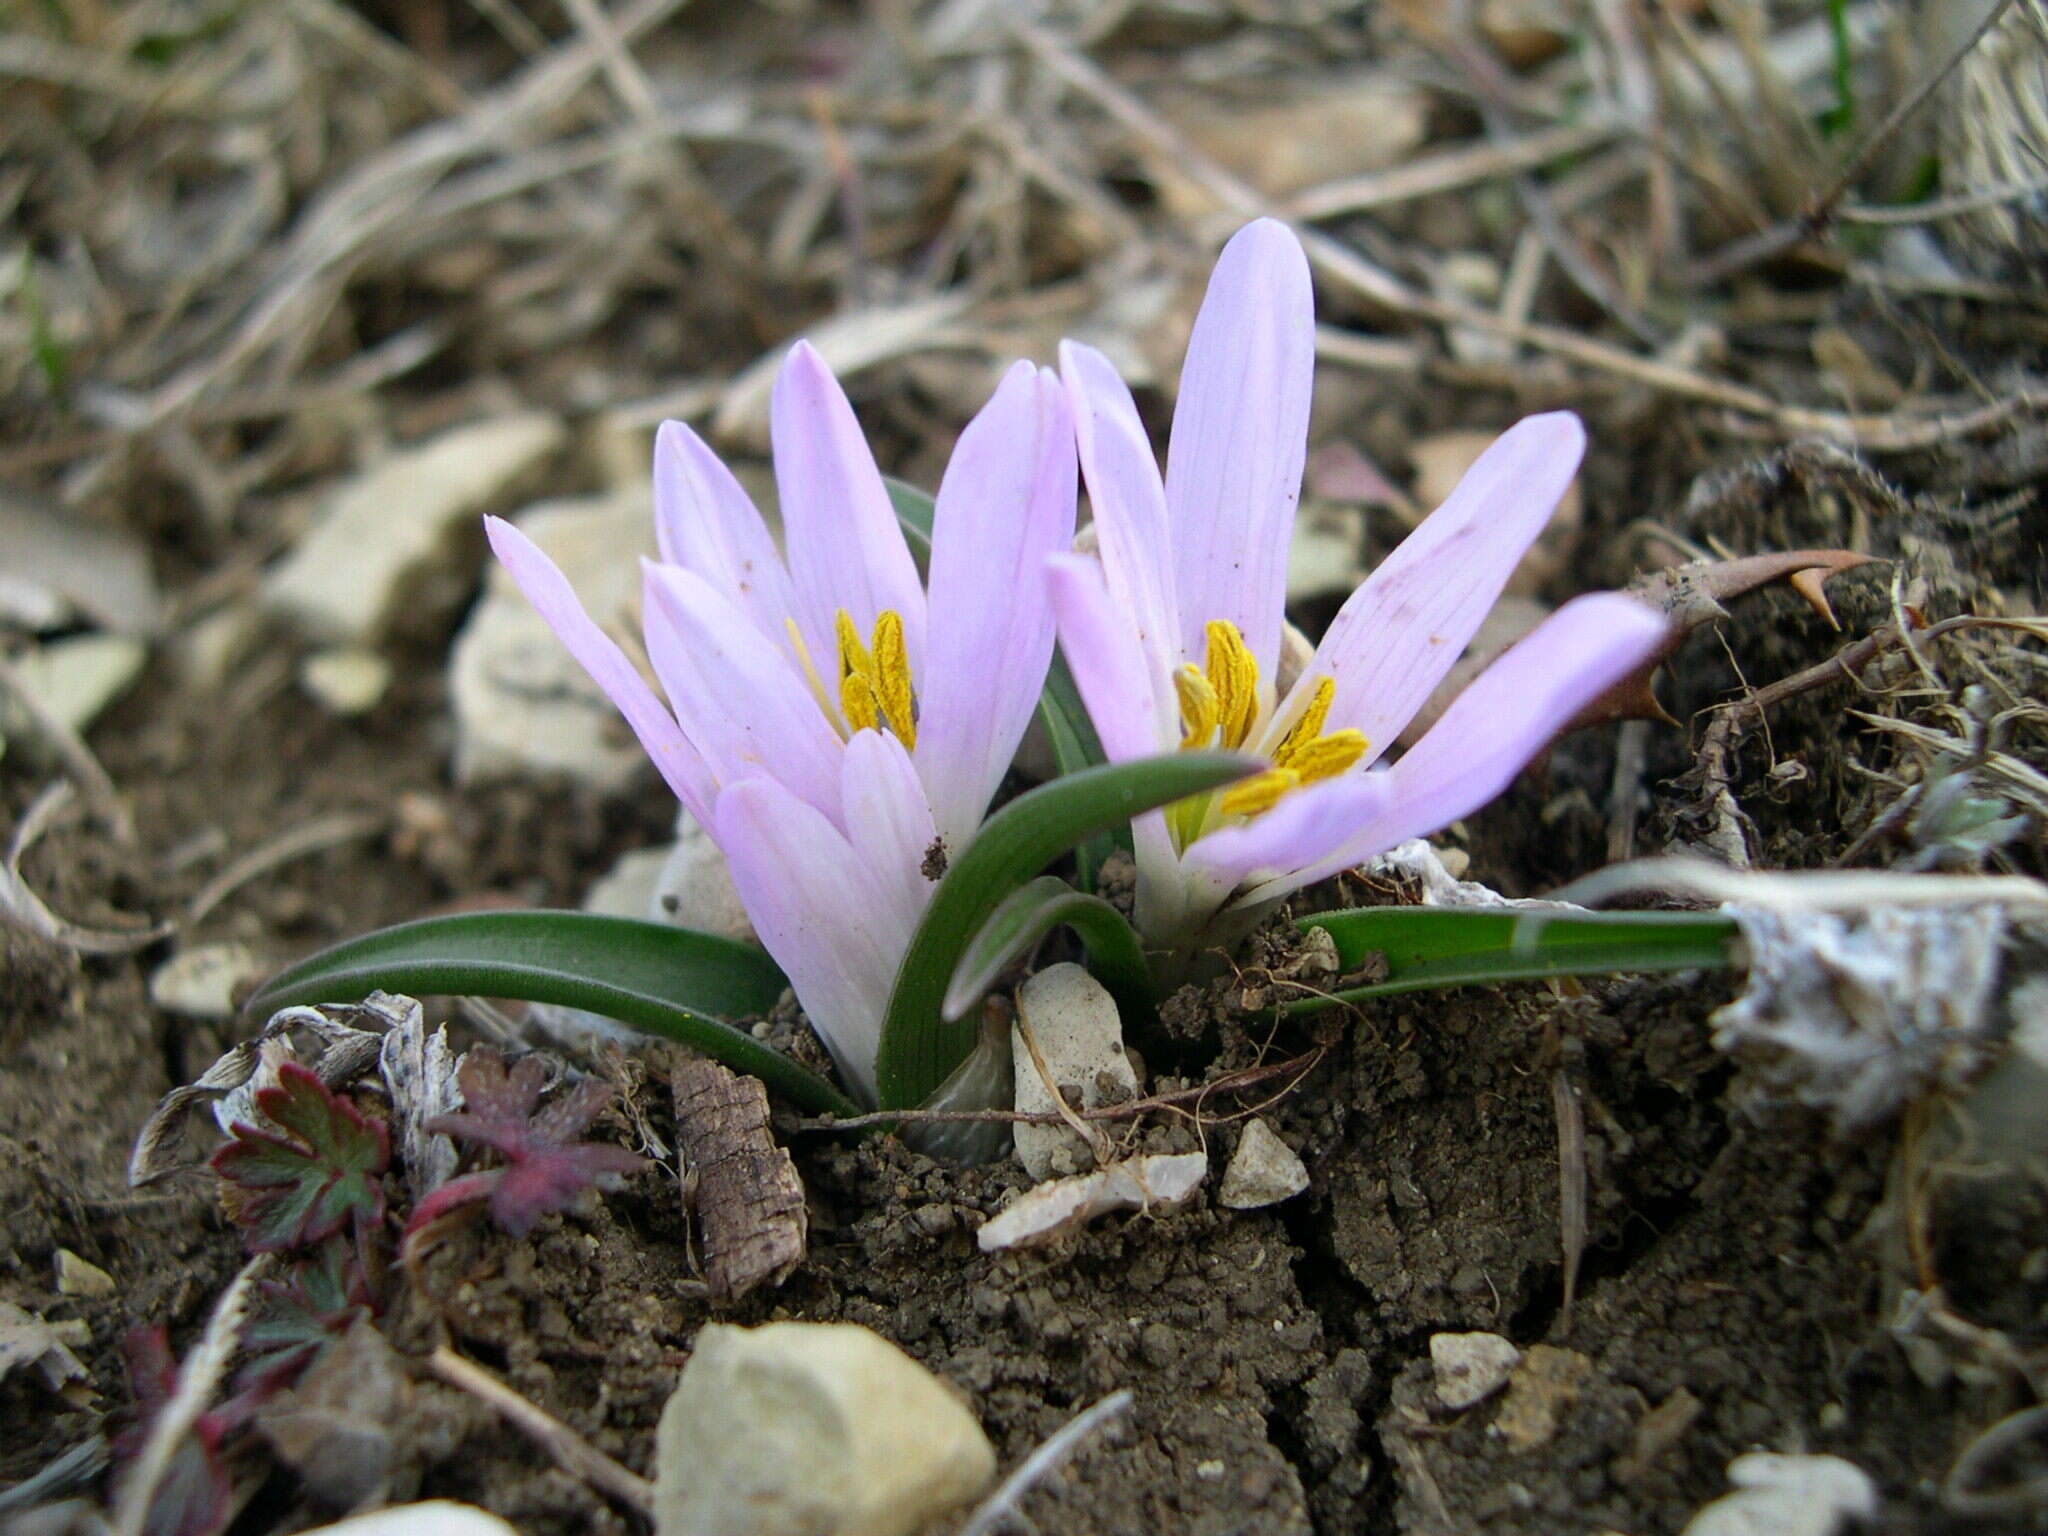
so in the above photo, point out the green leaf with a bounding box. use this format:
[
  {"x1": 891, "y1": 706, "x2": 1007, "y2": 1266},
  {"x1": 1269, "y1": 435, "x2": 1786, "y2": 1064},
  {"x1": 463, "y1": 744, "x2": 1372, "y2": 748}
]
[
  {"x1": 876, "y1": 751, "x2": 1256, "y2": 1109},
  {"x1": 211, "y1": 1063, "x2": 389, "y2": 1253},
  {"x1": 943, "y1": 876, "x2": 1153, "y2": 1029},
  {"x1": 246, "y1": 912, "x2": 858, "y2": 1118},
  {"x1": 1035, "y1": 657, "x2": 1119, "y2": 890},
  {"x1": 885, "y1": 476, "x2": 937, "y2": 562},
  {"x1": 1286, "y1": 906, "x2": 1739, "y2": 1013},
  {"x1": 887, "y1": 476, "x2": 1118, "y2": 887}
]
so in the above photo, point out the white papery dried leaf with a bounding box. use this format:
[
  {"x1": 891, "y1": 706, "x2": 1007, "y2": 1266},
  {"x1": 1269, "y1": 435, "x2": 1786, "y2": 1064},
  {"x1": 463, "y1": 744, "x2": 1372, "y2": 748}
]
[{"x1": 1714, "y1": 904, "x2": 2006, "y2": 1131}]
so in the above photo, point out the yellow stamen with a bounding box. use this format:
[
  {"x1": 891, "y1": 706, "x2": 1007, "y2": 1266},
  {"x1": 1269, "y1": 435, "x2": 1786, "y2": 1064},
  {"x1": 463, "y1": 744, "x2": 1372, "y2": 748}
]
[
  {"x1": 786, "y1": 618, "x2": 835, "y2": 720},
  {"x1": 870, "y1": 610, "x2": 916, "y2": 747},
  {"x1": 1174, "y1": 665, "x2": 1219, "y2": 750},
  {"x1": 1278, "y1": 728, "x2": 1368, "y2": 785},
  {"x1": 833, "y1": 607, "x2": 917, "y2": 748},
  {"x1": 1218, "y1": 767, "x2": 1302, "y2": 819},
  {"x1": 1276, "y1": 677, "x2": 1336, "y2": 760},
  {"x1": 1204, "y1": 621, "x2": 1259, "y2": 749},
  {"x1": 840, "y1": 670, "x2": 880, "y2": 734}
]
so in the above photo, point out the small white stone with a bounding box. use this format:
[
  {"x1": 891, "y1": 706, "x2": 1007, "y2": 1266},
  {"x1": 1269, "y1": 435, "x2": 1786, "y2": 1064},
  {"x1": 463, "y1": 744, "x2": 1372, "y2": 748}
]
[
  {"x1": 654, "y1": 1322, "x2": 994, "y2": 1536},
  {"x1": 1430, "y1": 1331, "x2": 1522, "y2": 1410},
  {"x1": 299, "y1": 648, "x2": 391, "y2": 715},
  {"x1": 267, "y1": 412, "x2": 565, "y2": 645},
  {"x1": 295, "y1": 1503, "x2": 520, "y2": 1536},
  {"x1": 1011, "y1": 964, "x2": 1137, "y2": 1179},
  {"x1": 977, "y1": 1153, "x2": 1209, "y2": 1253},
  {"x1": 54, "y1": 1248, "x2": 115, "y2": 1297},
  {"x1": 449, "y1": 488, "x2": 654, "y2": 791},
  {"x1": 1682, "y1": 1452, "x2": 1878, "y2": 1536},
  {"x1": 1219, "y1": 1119, "x2": 1310, "y2": 1209},
  {"x1": 652, "y1": 808, "x2": 755, "y2": 944},
  {"x1": 2, "y1": 634, "x2": 146, "y2": 742},
  {"x1": 176, "y1": 600, "x2": 264, "y2": 692},
  {"x1": 149, "y1": 942, "x2": 264, "y2": 1019}
]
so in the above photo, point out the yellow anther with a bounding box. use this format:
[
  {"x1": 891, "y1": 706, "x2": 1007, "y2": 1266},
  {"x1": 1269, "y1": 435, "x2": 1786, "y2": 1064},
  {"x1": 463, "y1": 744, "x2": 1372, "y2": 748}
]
[
  {"x1": 1203, "y1": 621, "x2": 1259, "y2": 749},
  {"x1": 835, "y1": 610, "x2": 872, "y2": 680},
  {"x1": 1276, "y1": 677, "x2": 1336, "y2": 761},
  {"x1": 840, "y1": 671, "x2": 879, "y2": 734},
  {"x1": 833, "y1": 607, "x2": 916, "y2": 748},
  {"x1": 870, "y1": 609, "x2": 916, "y2": 748},
  {"x1": 1278, "y1": 728, "x2": 1368, "y2": 785},
  {"x1": 1218, "y1": 767, "x2": 1301, "y2": 820},
  {"x1": 1175, "y1": 664, "x2": 1219, "y2": 750}
]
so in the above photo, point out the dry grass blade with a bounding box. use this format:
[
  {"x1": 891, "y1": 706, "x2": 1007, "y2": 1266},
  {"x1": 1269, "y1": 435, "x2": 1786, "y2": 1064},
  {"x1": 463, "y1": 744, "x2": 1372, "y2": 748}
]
[
  {"x1": 110, "y1": 1257, "x2": 269, "y2": 1536},
  {"x1": 427, "y1": 1347, "x2": 654, "y2": 1516},
  {"x1": 957, "y1": 1390, "x2": 1135, "y2": 1536}
]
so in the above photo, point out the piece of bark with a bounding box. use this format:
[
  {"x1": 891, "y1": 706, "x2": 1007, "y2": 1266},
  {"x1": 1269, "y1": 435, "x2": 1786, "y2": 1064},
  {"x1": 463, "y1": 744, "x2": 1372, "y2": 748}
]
[{"x1": 670, "y1": 1056, "x2": 808, "y2": 1304}]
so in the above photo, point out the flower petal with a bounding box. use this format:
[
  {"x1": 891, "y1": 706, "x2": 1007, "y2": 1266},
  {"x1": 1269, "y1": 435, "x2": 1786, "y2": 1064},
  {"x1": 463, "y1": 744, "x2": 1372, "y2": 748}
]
[
  {"x1": 642, "y1": 562, "x2": 847, "y2": 824},
  {"x1": 714, "y1": 775, "x2": 904, "y2": 1107},
  {"x1": 1240, "y1": 592, "x2": 1668, "y2": 905},
  {"x1": 1163, "y1": 219, "x2": 1315, "y2": 680},
  {"x1": 483, "y1": 515, "x2": 715, "y2": 824},
  {"x1": 1182, "y1": 772, "x2": 1394, "y2": 893},
  {"x1": 1285, "y1": 412, "x2": 1587, "y2": 760},
  {"x1": 1046, "y1": 551, "x2": 1187, "y2": 939},
  {"x1": 770, "y1": 341, "x2": 927, "y2": 675},
  {"x1": 917, "y1": 363, "x2": 1078, "y2": 850},
  {"x1": 651, "y1": 420, "x2": 795, "y2": 645},
  {"x1": 840, "y1": 727, "x2": 941, "y2": 949},
  {"x1": 1059, "y1": 339, "x2": 1182, "y2": 684}
]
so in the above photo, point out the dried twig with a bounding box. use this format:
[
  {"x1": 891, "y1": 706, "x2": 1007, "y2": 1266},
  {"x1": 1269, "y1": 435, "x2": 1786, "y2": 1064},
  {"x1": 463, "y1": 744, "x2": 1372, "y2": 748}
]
[
  {"x1": 426, "y1": 1346, "x2": 654, "y2": 1516},
  {"x1": 185, "y1": 810, "x2": 387, "y2": 926},
  {"x1": 797, "y1": 1048, "x2": 1326, "y2": 1134},
  {"x1": 0, "y1": 651, "x2": 132, "y2": 843},
  {"x1": 957, "y1": 1391, "x2": 1134, "y2": 1536}
]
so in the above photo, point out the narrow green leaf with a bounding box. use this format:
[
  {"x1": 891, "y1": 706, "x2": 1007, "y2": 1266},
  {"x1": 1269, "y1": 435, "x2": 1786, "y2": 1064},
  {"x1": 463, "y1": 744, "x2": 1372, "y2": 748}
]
[
  {"x1": 1286, "y1": 906, "x2": 1739, "y2": 1013},
  {"x1": 1035, "y1": 657, "x2": 1119, "y2": 891},
  {"x1": 885, "y1": 476, "x2": 936, "y2": 562},
  {"x1": 943, "y1": 876, "x2": 1153, "y2": 1029},
  {"x1": 246, "y1": 911, "x2": 857, "y2": 1117},
  {"x1": 876, "y1": 751, "x2": 1257, "y2": 1109}
]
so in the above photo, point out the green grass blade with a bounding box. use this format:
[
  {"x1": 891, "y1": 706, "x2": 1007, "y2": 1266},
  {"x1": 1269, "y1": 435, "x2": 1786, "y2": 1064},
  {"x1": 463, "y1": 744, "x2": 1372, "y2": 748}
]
[
  {"x1": 246, "y1": 911, "x2": 857, "y2": 1116},
  {"x1": 886, "y1": 476, "x2": 936, "y2": 562},
  {"x1": 942, "y1": 876, "x2": 1154, "y2": 1029},
  {"x1": 1287, "y1": 906, "x2": 1739, "y2": 1013},
  {"x1": 876, "y1": 751, "x2": 1256, "y2": 1109}
]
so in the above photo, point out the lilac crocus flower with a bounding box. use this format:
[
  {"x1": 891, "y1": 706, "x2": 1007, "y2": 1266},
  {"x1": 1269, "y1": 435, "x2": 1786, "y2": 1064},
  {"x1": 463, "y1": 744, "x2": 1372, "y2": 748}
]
[
  {"x1": 1048, "y1": 219, "x2": 1669, "y2": 954},
  {"x1": 486, "y1": 345, "x2": 1075, "y2": 1106}
]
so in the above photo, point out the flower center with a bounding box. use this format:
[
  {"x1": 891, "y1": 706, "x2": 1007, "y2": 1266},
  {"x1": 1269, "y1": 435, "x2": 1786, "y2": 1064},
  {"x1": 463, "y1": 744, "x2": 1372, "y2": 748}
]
[
  {"x1": 834, "y1": 608, "x2": 917, "y2": 748},
  {"x1": 1171, "y1": 619, "x2": 1366, "y2": 837}
]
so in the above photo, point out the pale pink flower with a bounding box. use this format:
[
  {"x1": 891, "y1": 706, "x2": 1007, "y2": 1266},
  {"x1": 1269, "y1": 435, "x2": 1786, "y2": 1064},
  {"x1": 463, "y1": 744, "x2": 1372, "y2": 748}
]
[
  {"x1": 1048, "y1": 219, "x2": 1668, "y2": 950},
  {"x1": 488, "y1": 346, "x2": 1075, "y2": 1104}
]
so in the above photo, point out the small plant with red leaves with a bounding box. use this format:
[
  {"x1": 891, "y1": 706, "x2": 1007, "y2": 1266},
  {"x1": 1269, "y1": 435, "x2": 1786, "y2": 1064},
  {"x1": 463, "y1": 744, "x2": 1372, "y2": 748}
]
[
  {"x1": 209, "y1": 1063, "x2": 389, "y2": 1253},
  {"x1": 408, "y1": 1048, "x2": 645, "y2": 1238},
  {"x1": 236, "y1": 1237, "x2": 379, "y2": 1395}
]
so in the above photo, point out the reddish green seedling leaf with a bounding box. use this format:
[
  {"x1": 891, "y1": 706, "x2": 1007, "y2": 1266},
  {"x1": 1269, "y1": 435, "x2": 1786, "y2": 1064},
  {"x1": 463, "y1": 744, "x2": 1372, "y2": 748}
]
[
  {"x1": 237, "y1": 1236, "x2": 378, "y2": 1394},
  {"x1": 211, "y1": 1063, "x2": 390, "y2": 1253},
  {"x1": 411, "y1": 1049, "x2": 645, "y2": 1238}
]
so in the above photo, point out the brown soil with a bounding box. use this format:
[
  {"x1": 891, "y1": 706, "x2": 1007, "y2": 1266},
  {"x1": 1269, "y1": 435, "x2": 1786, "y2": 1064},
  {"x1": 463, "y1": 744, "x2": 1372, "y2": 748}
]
[
  {"x1": 5, "y1": 5, "x2": 2047, "y2": 1531},
  {"x1": 6, "y1": 451, "x2": 2043, "y2": 1533}
]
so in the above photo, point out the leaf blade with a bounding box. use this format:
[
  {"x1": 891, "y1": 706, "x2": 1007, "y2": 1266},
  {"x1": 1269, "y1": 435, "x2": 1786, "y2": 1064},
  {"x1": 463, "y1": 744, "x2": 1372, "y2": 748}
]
[
  {"x1": 943, "y1": 876, "x2": 1154, "y2": 1029},
  {"x1": 877, "y1": 751, "x2": 1256, "y2": 1109},
  {"x1": 1287, "y1": 906, "x2": 1738, "y2": 1013},
  {"x1": 245, "y1": 912, "x2": 857, "y2": 1117}
]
